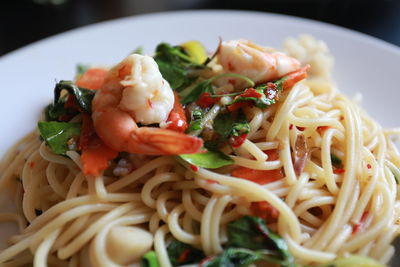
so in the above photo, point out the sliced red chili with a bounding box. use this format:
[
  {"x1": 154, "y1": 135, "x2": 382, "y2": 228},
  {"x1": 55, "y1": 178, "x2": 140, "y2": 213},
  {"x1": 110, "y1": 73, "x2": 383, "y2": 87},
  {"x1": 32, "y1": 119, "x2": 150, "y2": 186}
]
[
  {"x1": 197, "y1": 92, "x2": 220, "y2": 108},
  {"x1": 230, "y1": 133, "x2": 247, "y2": 148},
  {"x1": 251, "y1": 201, "x2": 279, "y2": 223},
  {"x1": 227, "y1": 101, "x2": 246, "y2": 112},
  {"x1": 166, "y1": 92, "x2": 188, "y2": 132},
  {"x1": 240, "y1": 87, "x2": 263, "y2": 98},
  {"x1": 190, "y1": 164, "x2": 199, "y2": 172}
]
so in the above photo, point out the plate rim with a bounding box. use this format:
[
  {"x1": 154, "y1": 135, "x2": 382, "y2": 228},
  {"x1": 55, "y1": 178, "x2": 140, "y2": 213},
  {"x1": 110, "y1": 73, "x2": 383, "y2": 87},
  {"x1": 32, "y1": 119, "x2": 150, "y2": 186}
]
[{"x1": 1, "y1": 9, "x2": 399, "y2": 62}]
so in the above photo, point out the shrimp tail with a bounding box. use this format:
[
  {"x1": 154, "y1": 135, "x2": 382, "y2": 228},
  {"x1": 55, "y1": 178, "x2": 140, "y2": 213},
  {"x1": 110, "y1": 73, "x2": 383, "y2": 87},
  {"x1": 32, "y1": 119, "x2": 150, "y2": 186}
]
[
  {"x1": 131, "y1": 128, "x2": 203, "y2": 155},
  {"x1": 282, "y1": 65, "x2": 310, "y2": 91},
  {"x1": 93, "y1": 107, "x2": 203, "y2": 155}
]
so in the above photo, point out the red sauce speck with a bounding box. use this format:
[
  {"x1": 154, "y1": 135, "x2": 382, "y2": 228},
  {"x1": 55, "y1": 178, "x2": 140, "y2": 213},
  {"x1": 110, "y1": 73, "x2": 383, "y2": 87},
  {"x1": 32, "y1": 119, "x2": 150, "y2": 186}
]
[
  {"x1": 340, "y1": 116, "x2": 344, "y2": 121},
  {"x1": 367, "y1": 163, "x2": 372, "y2": 169},
  {"x1": 352, "y1": 211, "x2": 369, "y2": 235},
  {"x1": 333, "y1": 168, "x2": 345, "y2": 174},
  {"x1": 177, "y1": 249, "x2": 191, "y2": 263},
  {"x1": 206, "y1": 179, "x2": 218, "y2": 184},
  {"x1": 317, "y1": 126, "x2": 330, "y2": 135},
  {"x1": 190, "y1": 164, "x2": 199, "y2": 172},
  {"x1": 251, "y1": 201, "x2": 279, "y2": 223},
  {"x1": 228, "y1": 79, "x2": 236, "y2": 85},
  {"x1": 29, "y1": 162, "x2": 35, "y2": 168},
  {"x1": 289, "y1": 124, "x2": 293, "y2": 130},
  {"x1": 263, "y1": 149, "x2": 280, "y2": 161},
  {"x1": 230, "y1": 133, "x2": 247, "y2": 148},
  {"x1": 240, "y1": 88, "x2": 263, "y2": 98}
]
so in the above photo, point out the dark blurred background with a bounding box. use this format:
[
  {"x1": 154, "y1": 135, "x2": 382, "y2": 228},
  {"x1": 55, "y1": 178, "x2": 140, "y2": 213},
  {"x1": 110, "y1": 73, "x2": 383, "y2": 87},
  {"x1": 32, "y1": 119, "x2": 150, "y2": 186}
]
[{"x1": 1, "y1": 0, "x2": 399, "y2": 56}]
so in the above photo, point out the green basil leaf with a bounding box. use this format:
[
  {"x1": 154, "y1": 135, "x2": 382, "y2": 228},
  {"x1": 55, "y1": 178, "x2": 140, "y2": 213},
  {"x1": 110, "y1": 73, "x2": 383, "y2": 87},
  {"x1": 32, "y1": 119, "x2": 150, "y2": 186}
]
[
  {"x1": 187, "y1": 107, "x2": 205, "y2": 133},
  {"x1": 200, "y1": 248, "x2": 282, "y2": 267},
  {"x1": 227, "y1": 216, "x2": 295, "y2": 267},
  {"x1": 140, "y1": 251, "x2": 160, "y2": 267},
  {"x1": 38, "y1": 121, "x2": 81, "y2": 155},
  {"x1": 167, "y1": 239, "x2": 205, "y2": 266},
  {"x1": 132, "y1": 46, "x2": 143, "y2": 55},
  {"x1": 213, "y1": 111, "x2": 250, "y2": 140},
  {"x1": 76, "y1": 64, "x2": 90, "y2": 76},
  {"x1": 180, "y1": 80, "x2": 213, "y2": 104},
  {"x1": 330, "y1": 154, "x2": 342, "y2": 168},
  {"x1": 231, "y1": 87, "x2": 275, "y2": 109},
  {"x1": 154, "y1": 43, "x2": 204, "y2": 91},
  {"x1": 180, "y1": 150, "x2": 233, "y2": 169},
  {"x1": 54, "y1": 81, "x2": 96, "y2": 114},
  {"x1": 45, "y1": 98, "x2": 67, "y2": 121},
  {"x1": 180, "y1": 73, "x2": 254, "y2": 105},
  {"x1": 155, "y1": 60, "x2": 189, "y2": 90},
  {"x1": 187, "y1": 120, "x2": 202, "y2": 132},
  {"x1": 274, "y1": 76, "x2": 288, "y2": 91}
]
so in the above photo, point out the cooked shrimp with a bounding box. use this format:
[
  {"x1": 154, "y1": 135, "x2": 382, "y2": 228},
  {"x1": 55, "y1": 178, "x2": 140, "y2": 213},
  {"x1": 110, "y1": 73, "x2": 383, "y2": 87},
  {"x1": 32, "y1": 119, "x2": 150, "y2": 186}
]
[
  {"x1": 92, "y1": 54, "x2": 203, "y2": 155},
  {"x1": 218, "y1": 39, "x2": 301, "y2": 84}
]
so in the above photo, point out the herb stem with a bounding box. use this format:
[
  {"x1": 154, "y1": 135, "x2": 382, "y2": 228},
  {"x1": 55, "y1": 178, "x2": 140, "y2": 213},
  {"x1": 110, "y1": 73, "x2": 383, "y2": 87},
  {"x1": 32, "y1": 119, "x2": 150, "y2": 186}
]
[
  {"x1": 208, "y1": 73, "x2": 255, "y2": 87},
  {"x1": 189, "y1": 104, "x2": 221, "y2": 136}
]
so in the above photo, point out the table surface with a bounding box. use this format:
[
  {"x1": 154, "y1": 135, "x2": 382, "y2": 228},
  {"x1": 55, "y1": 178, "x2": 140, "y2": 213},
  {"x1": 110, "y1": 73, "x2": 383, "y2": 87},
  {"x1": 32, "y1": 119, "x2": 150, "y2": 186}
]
[{"x1": 1, "y1": 0, "x2": 399, "y2": 56}]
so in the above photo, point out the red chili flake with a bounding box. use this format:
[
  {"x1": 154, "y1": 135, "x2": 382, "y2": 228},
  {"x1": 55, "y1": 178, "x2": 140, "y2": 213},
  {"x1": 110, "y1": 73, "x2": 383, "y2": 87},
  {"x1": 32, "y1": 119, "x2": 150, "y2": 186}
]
[
  {"x1": 230, "y1": 133, "x2": 248, "y2": 148},
  {"x1": 263, "y1": 149, "x2": 280, "y2": 161},
  {"x1": 29, "y1": 162, "x2": 35, "y2": 168},
  {"x1": 367, "y1": 163, "x2": 372, "y2": 169},
  {"x1": 197, "y1": 92, "x2": 219, "y2": 108},
  {"x1": 206, "y1": 179, "x2": 218, "y2": 184},
  {"x1": 317, "y1": 126, "x2": 330, "y2": 135},
  {"x1": 352, "y1": 211, "x2": 369, "y2": 235},
  {"x1": 227, "y1": 62, "x2": 235, "y2": 71},
  {"x1": 333, "y1": 168, "x2": 345, "y2": 174},
  {"x1": 340, "y1": 116, "x2": 344, "y2": 121},
  {"x1": 296, "y1": 126, "x2": 305, "y2": 131},
  {"x1": 177, "y1": 249, "x2": 191, "y2": 263},
  {"x1": 227, "y1": 101, "x2": 246, "y2": 112},
  {"x1": 190, "y1": 164, "x2": 199, "y2": 172},
  {"x1": 267, "y1": 82, "x2": 277, "y2": 90},
  {"x1": 240, "y1": 88, "x2": 263, "y2": 98},
  {"x1": 251, "y1": 201, "x2": 280, "y2": 223},
  {"x1": 289, "y1": 124, "x2": 293, "y2": 130}
]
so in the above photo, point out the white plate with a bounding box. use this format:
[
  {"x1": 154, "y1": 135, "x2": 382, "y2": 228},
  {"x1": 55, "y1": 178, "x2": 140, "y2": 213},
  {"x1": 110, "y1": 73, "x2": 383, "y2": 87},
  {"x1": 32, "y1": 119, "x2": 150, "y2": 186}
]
[
  {"x1": 0, "y1": 9, "x2": 399, "y2": 263},
  {"x1": 1, "y1": 10, "x2": 400, "y2": 158}
]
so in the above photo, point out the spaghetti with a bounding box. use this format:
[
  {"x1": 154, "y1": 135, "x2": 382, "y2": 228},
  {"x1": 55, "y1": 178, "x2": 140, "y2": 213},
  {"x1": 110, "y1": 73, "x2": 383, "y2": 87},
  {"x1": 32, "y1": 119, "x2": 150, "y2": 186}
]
[{"x1": 0, "y1": 35, "x2": 398, "y2": 267}]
